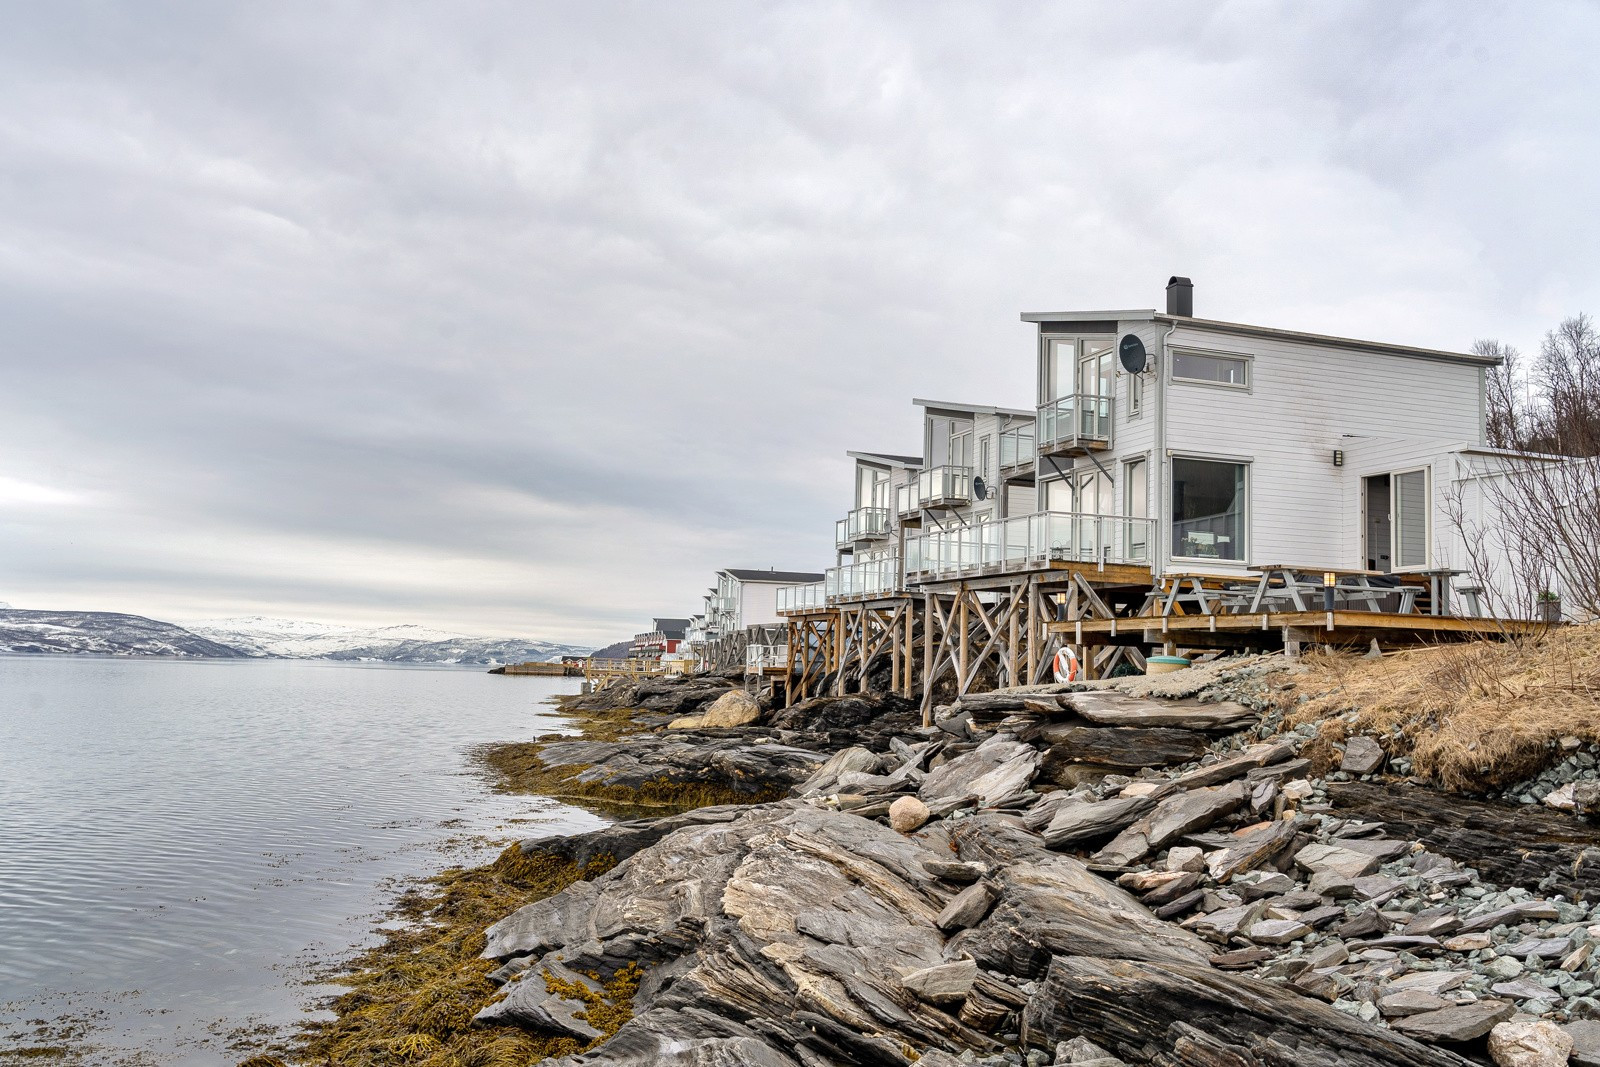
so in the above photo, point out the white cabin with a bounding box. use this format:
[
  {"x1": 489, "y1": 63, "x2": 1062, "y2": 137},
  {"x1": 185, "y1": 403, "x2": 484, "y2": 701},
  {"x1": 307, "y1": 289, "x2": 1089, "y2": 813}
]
[{"x1": 1023, "y1": 277, "x2": 1502, "y2": 592}]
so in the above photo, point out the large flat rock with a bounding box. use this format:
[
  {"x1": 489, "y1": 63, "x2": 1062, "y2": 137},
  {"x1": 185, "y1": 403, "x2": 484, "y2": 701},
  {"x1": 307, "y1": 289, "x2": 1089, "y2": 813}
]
[{"x1": 1023, "y1": 954, "x2": 1478, "y2": 1066}]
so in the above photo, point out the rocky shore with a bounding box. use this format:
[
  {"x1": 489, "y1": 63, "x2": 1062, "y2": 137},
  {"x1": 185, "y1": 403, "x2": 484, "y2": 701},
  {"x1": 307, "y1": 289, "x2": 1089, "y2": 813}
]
[{"x1": 277, "y1": 650, "x2": 1600, "y2": 1067}]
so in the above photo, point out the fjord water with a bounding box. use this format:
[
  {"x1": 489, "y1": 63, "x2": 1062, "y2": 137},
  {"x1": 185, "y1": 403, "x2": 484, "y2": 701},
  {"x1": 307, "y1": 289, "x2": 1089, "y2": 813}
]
[{"x1": 0, "y1": 656, "x2": 599, "y2": 1064}]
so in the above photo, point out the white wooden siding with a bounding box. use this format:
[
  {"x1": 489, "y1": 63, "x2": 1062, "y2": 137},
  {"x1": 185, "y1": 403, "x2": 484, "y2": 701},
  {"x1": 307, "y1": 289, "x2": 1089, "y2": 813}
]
[{"x1": 1160, "y1": 324, "x2": 1485, "y2": 573}]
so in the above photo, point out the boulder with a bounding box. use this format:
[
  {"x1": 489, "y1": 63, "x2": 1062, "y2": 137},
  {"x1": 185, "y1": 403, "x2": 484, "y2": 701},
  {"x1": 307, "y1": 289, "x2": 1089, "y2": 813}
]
[
  {"x1": 1094, "y1": 781, "x2": 1249, "y2": 867},
  {"x1": 666, "y1": 715, "x2": 706, "y2": 729},
  {"x1": 1486, "y1": 1017, "x2": 1573, "y2": 1067},
  {"x1": 701, "y1": 689, "x2": 761, "y2": 727},
  {"x1": 889, "y1": 796, "x2": 931, "y2": 834}
]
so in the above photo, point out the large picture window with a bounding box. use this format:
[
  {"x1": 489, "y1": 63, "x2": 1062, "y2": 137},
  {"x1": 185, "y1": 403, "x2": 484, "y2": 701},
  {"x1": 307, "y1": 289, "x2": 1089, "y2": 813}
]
[{"x1": 1172, "y1": 458, "x2": 1246, "y2": 560}]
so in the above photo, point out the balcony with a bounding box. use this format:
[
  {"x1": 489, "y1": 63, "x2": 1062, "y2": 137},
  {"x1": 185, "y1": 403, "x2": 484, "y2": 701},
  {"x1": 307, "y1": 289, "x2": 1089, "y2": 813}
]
[
  {"x1": 904, "y1": 510, "x2": 1154, "y2": 581},
  {"x1": 745, "y1": 644, "x2": 789, "y2": 672},
  {"x1": 1037, "y1": 394, "x2": 1113, "y2": 456},
  {"x1": 825, "y1": 555, "x2": 902, "y2": 602},
  {"x1": 835, "y1": 506, "x2": 892, "y2": 548},
  {"x1": 915, "y1": 465, "x2": 974, "y2": 513},
  {"x1": 999, "y1": 426, "x2": 1036, "y2": 473},
  {"x1": 776, "y1": 582, "x2": 826, "y2": 614}
]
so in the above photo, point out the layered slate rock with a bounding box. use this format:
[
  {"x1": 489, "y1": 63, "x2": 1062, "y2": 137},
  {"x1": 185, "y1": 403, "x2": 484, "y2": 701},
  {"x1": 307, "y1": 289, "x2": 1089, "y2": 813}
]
[
  {"x1": 1328, "y1": 781, "x2": 1600, "y2": 902},
  {"x1": 1022, "y1": 954, "x2": 1477, "y2": 1066},
  {"x1": 529, "y1": 734, "x2": 827, "y2": 800}
]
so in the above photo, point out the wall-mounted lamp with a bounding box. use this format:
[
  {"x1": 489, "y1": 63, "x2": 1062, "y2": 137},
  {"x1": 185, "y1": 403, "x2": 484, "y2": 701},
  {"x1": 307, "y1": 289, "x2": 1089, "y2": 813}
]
[
  {"x1": 1332, "y1": 449, "x2": 1345, "y2": 467},
  {"x1": 1323, "y1": 571, "x2": 1338, "y2": 612}
]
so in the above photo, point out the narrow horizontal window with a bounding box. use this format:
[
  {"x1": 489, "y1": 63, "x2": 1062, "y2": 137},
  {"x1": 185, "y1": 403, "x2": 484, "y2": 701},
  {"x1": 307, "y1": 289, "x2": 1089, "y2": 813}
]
[{"x1": 1172, "y1": 350, "x2": 1249, "y2": 387}]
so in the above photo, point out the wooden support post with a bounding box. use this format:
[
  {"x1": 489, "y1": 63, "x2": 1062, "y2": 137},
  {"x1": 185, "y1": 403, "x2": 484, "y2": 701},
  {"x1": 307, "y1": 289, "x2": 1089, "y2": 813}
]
[
  {"x1": 956, "y1": 588, "x2": 969, "y2": 697},
  {"x1": 1025, "y1": 578, "x2": 1039, "y2": 684},
  {"x1": 1006, "y1": 585, "x2": 1019, "y2": 688},
  {"x1": 920, "y1": 592, "x2": 935, "y2": 726}
]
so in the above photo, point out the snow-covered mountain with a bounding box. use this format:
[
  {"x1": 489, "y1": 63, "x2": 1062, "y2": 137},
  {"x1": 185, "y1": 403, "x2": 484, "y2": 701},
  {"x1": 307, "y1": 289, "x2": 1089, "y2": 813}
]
[
  {"x1": 181, "y1": 616, "x2": 592, "y2": 665},
  {"x1": 0, "y1": 609, "x2": 248, "y2": 658}
]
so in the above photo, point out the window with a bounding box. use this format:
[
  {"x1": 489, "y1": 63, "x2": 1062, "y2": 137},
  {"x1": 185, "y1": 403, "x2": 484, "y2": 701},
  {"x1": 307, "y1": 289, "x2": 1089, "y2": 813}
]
[
  {"x1": 1393, "y1": 468, "x2": 1430, "y2": 569},
  {"x1": 856, "y1": 465, "x2": 887, "y2": 510},
  {"x1": 978, "y1": 435, "x2": 991, "y2": 483},
  {"x1": 1172, "y1": 458, "x2": 1246, "y2": 561},
  {"x1": 1172, "y1": 350, "x2": 1249, "y2": 388},
  {"x1": 1129, "y1": 370, "x2": 1144, "y2": 417},
  {"x1": 1125, "y1": 458, "x2": 1149, "y2": 560},
  {"x1": 1045, "y1": 337, "x2": 1114, "y2": 400},
  {"x1": 1043, "y1": 477, "x2": 1071, "y2": 512}
]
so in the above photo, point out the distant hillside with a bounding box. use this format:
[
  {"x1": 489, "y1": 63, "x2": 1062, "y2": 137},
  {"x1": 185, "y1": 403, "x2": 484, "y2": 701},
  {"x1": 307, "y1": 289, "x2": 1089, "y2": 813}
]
[
  {"x1": 183, "y1": 616, "x2": 594, "y2": 665},
  {"x1": 587, "y1": 638, "x2": 636, "y2": 660},
  {"x1": 0, "y1": 609, "x2": 248, "y2": 658}
]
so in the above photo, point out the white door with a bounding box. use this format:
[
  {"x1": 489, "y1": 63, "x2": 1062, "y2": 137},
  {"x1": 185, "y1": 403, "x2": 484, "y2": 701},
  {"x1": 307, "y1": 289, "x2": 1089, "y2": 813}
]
[{"x1": 1392, "y1": 469, "x2": 1429, "y2": 570}]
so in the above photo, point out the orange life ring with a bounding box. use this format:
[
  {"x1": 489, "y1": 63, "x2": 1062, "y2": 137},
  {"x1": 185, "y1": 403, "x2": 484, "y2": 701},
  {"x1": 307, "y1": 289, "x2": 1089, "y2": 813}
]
[{"x1": 1052, "y1": 646, "x2": 1079, "y2": 684}]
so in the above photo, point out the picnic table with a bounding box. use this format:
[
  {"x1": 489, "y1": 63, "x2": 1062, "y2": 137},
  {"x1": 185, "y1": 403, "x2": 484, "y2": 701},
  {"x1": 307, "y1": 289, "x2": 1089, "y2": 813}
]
[
  {"x1": 1405, "y1": 566, "x2": 1474, "y2": 617},
  {"x1": 1243, "y1": 565, "x2": 1421, "y2": 615},
  {"x1": 1157, "y1": 571, "x2": 1245, "y2": 617}
]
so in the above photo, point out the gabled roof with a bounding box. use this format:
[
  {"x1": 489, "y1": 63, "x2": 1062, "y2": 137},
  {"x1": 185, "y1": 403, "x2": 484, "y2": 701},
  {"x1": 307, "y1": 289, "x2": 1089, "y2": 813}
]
[
  {"x1": 847, "y1": 450, "x2": 922, "y2": 468},
  {"x1": 1017, "y1": 310, "x2": 1499, "y2": 367},
  {"x1": 912, "y1": 398, "x2": 1034, "y2": 419},
  {"x1": 721, "y1": 568, "x2": 825, "y2": 584}
]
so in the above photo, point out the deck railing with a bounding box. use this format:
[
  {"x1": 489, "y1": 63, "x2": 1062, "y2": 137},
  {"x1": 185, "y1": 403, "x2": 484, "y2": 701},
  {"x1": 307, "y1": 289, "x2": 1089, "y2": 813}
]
[
  {"x1": 904, "y1": 510, "x2": 1154, "y2": 580},
  {"x1": 999, "y1": 427, "x2": 1036, "y2": 469},
  {"x1": 825, "y1": 555, "x2": 902, "y2": 601},
  {"x1": 1037, "y1": 393, "x2": 1113, "y2": 453},
  {"x1": 835, "y1": 506, "x2": 892, "y2": 547},
  {"x1": 897, "y1": 465, "x2": 974, "y2": 516},
  {"x1": 776, "y1": 581, "x2": 826, "y2": 613}
]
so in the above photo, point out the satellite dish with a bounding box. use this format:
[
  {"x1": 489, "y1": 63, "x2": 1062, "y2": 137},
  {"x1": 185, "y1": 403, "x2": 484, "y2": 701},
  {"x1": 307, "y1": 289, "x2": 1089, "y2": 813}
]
[
  {"x1": 1118, "y1": 333, "x2": 1148, "y2": 374},
  {"x1": 973, "y1": 476, "x2": 988, "y2": 501}
]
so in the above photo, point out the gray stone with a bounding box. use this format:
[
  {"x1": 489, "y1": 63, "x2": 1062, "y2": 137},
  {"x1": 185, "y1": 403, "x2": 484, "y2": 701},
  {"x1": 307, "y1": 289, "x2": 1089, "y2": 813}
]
[
  {"x1": 1295, "y1": 842, "x2": 1382, "y2": 879},
  {"x1": 1392, "y1": 1000, "x2": 1515, "y2": 1043},
  {"x1": 1564, "y1": 1019, "x2": 1600, "y2": 1067},
  {"x1": 899, "y1": 959, "x2": 978, "y2": 1005},
  {"x1": 1042, "y1": 794, "x2": 1155, "y2": 847},
  {"x1": 1377, "y1": 989, "x2": 1453, "y2": 1017},
  {"x1": 1458, "y1": 900, "x2": 1563, "y2": 934},
  {"x1": 1248, "y1": 919, "x2": 1312, "y2": 945},
  {"x1": 920, "y1": 735, "x2": 1038, "y2": 806},
  {"x1": 1386, "y1": 970, "x2": 1471, "y2": 996},
  {"x1": 1341, "y1": 736, "x2": 1386, "y2": 775},
  {"x1": 936, "y1": 879, "x2": 1000, "y2": 932}
]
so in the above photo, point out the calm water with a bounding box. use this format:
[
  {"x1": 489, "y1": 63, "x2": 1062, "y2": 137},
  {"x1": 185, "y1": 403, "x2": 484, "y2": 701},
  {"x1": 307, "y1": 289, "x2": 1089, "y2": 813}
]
[{"x1": 0, "y1": 656, "x2": 599, "y2": 1064}]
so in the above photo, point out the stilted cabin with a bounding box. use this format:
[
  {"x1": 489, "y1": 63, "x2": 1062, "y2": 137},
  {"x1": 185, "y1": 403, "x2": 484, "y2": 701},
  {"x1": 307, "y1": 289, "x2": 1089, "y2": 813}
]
[
  {"x1": 701, "y1": 567, "x2": 824, "y2": 671},
  {"x1": 630, "y1": 618, "x2": 688, "y2": 662},
  {"x1": 764, "y1": 277, "x2": 1549, "y2": 719}
]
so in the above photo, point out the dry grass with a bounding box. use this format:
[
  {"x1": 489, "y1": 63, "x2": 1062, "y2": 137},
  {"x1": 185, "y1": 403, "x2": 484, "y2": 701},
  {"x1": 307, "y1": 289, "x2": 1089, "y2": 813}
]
[{"x1": 1284, "y1": 623, "x2": 1600, "y2": 791}]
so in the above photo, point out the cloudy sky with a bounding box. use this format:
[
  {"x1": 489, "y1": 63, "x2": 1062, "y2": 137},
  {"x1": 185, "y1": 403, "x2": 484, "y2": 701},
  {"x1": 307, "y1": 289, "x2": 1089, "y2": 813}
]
[{"x1": 2, "y1": 2, "x2": 1597, "y2": 644}]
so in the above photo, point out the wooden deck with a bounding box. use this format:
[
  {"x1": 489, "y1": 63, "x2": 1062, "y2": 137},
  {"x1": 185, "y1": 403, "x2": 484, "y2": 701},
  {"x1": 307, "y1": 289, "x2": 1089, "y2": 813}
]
[{"x1": 1049, "y1": 609, "x2": 1549, "y2": 651}]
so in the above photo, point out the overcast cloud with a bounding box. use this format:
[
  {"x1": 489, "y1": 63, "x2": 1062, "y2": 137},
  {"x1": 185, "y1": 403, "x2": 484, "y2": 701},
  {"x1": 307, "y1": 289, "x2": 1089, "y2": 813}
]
[{"x1": 1, "y1": 1, "x2": 1597, "y2": 644}]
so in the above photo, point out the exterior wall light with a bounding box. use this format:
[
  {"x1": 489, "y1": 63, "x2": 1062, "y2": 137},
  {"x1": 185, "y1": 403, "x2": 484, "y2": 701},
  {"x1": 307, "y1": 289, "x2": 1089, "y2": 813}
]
[{"x1": 1333, "y1": 449, "x2": 1345, "y2": 467}]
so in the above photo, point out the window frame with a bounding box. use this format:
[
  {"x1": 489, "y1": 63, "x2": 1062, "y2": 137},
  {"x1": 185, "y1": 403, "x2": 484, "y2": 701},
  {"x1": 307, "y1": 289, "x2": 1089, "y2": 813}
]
[
  {"x1": 1169, "y1": 347, "x2": 1252, "y2": 391},
  {"x1": 1390, "y1": 465, "x2": 1433, "y2": 572},
  {"x1": 1168, "y1": 454, "x2": 1251, "y2": 564}
]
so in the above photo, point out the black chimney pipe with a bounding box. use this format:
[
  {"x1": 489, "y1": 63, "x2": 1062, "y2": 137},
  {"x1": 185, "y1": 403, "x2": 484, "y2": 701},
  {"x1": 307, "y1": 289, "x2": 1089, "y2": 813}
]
[{"x1": 1166, "y1": 276, "x2": 1193, "y2": 317}]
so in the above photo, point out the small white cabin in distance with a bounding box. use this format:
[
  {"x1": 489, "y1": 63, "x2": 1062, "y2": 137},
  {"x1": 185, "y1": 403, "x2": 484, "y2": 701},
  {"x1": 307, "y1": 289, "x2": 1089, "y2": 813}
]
[{"x1": 1024, "y1": 277, "x2": 1503, "y2": 597}]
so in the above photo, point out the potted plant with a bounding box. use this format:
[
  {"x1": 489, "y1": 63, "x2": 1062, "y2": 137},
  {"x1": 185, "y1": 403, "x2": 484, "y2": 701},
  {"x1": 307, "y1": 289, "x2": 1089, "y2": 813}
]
[{"x1": 1537, "y1": 589, "x2": 1562, "y2": 624}]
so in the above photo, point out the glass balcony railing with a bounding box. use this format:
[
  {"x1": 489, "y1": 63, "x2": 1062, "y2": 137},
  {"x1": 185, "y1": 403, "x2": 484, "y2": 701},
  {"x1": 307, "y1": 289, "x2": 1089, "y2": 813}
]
[
  {"x1": 776, "y1": 582, "x2": 826, "y2": 613},
  {"x1": 745, "y1": 644, "x2": 789, "y2": 671},
  {"x1": 911, "y1": 465, "x2": 973, "y2": 511},
  {"x1": 835, "y1": 506, "x2": 891, "y2": 547},
  {"x1": 824, "y1": 555, "x2": 902, "y2": 602},
  {"x1": 999, "y1": 427, "x2": 1036, "y2": 469},
  {"x1": 1037, "y1": 394, "x2": 1113, "y2": 454},
  {"x1": 904, "y1": 510, "x2": 1154, "y2": 581}
]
